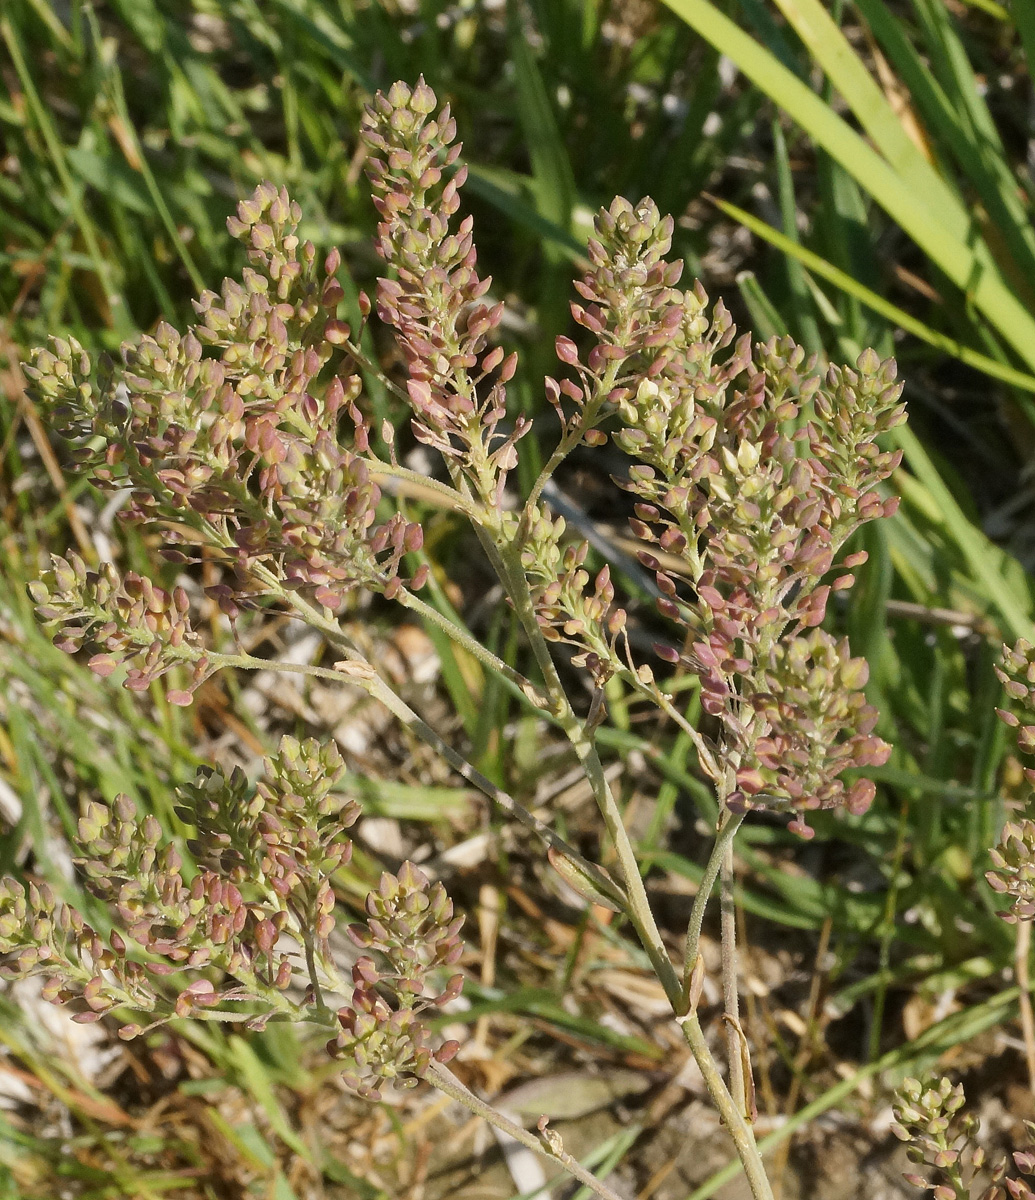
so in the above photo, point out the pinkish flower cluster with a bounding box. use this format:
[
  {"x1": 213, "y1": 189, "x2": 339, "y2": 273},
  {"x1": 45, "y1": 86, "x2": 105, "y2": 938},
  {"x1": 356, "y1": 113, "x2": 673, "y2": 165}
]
[
  {"x1": 995, "y1": 638, "x2": 1035, "y2": 769},
  {"x1": 327, "y1": 970, "x2": 458, "y2": 1100},
  {"x1": 2, "y1": 788, "x2": 296, "y2": 1037},
  {"x1": 29, "y1": 554, "x2": 209, "y2": 706},
  {"x1": 330, "y1": 861, "x2": 464, "y2": 1099},
  {"x1": 988, "y1": 640, "x2": 1035, "y2": 919},
  {"x1": 892, "y1": 1075, "x2": 1035, "y2": 1200},
  {"x1": 347, "y1": 861, "x2": 464, "y2": 1000},
  {"x1": 532, "y1": 195, "x2": 905, "y2": 832},
  {"x1": 521, "y1": 509, "x2": 630, "y2": 687},
  {"x1": 361, "y1": 78, "x2": 524, "y2": 509},
  {"x1": 0, "y1": 874, "x2": 163, "y2": 1030},
  {"x1": 891, "y1": 1076, "x2": 987, "y2": 1199},
  {"x1": 0, "y1": 739, "x2": 465, "y2": 1084},
  {"x1": 178, "y1": 737, "x2": 358, "y2": 946},
  {"x1": 26, "y1": 185, "x2": 425, "y2": 618},
  {"x1": 725, "y1": 630, "x2": 888, "y2": 837},
  {"x1": 987, "y1": 819, "x2": 1035, "y2": 922}
]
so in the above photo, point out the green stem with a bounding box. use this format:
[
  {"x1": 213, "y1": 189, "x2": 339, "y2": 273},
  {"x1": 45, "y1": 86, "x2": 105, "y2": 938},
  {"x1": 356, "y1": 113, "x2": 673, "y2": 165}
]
[
  {"x1": 721, "y1": 839, "x2": 747, "y2": 1116},
  {"x1": 641, "y1": 680, "x2": 721, "y2": 783},
  {"x1": 495, "y1": 542, "x2": 683, "y2": 1007},
  {"x1": 391, "y1": 584, "x2": 550, "y2": 708},
  {"x1": 225, "y1": 576, "x2": 626, "y2": 910},
  {"x1": 561, "y1": 712, "x2": 683, "y2": 1008},
  {"x1": 522, "y1": 399, "x2": 604, "y2": 523},
  {"x1": 358, "y1": 663, "x2": 627, "y2": 907},
  {"x1": 426, "y1": 1062, "x2": 626, "y2": 1200},
  {"x1": 518, "y1": 330, "x2": 631, "y2": 532},
  {"x1": 679, "y1": 1012, "x2": 774, "y2": 1200},
  {"x1": 682, "y1": 809, "x2": 744, "y2": 1004},
  {"x1": 303, "y1": 933, "x2": 327, "y2": 1013},
  {"x1": 361, "y1": 457, "x2": 476, "y2": 516},
  {"x1": 209, "y1": 516, "x2": 771, "y2": 1195},
  {"x1": 489, "y1": 540, "x2": 565, "y2": 707}
]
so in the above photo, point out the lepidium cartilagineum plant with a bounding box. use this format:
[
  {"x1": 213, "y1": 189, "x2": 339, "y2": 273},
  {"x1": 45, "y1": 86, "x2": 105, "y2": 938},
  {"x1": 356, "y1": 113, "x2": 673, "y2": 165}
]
[
  {"x1": 885, "y1": 641, "x2": 1035, "y2": 1197},
  {"x1": 3, "y1": 78, "x2": 907, "y2": 1200}
]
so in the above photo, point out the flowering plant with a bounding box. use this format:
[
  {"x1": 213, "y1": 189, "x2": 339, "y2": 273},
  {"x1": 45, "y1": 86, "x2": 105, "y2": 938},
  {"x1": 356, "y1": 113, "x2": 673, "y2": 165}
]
[
  {"x1": 3, "y1": 78, "x2": 909, "y2": 1200},
  {"x1": 887, "y1": 636, "x2": 1035, "y2": 1195}
]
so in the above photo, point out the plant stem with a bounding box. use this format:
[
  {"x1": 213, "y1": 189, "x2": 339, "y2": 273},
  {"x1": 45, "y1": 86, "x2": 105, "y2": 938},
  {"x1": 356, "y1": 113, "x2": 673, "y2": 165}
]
[
  {"x1": 563, "y1": 712, "x2": 683, "y2": 1007},
  {"x1": 1017, "y1": 918, "x2": 1035, "y2": 1094},
  {"x1": 641, "y1": 680, "x2": 721, "y2": 782},
  {"x1": 391, "y1": 584, "x2": 550, "y2": 708},
  {"x1": 361, "y1": 457, "x2": 474, "y2": 515},
  {"x1": 247, "y1": 517, "x2": 771, "y2": 1195},
  {"x1": 494, "y1": 541, "x2": 684, "y2": 1006},
  {"x1": 682, "y1": 808, "x2": 744, "y2": 1002},
  {"x1": 678, "y1": 1012, "x2": 775, "y2": 1200},
  {"x1": 426, "y1": 1062, "x2": 626, "y2": 1200},
  {"x1": 228, "y1": 572, "x2": 629, "y2": 911},
  {"x1": 211, "y1": 519, "x2": 772, "y2": 1196},
  {"x1": 721, "y1": 838, "x2": 747, "y2": 1116},
  {"x1": 356, "y1": 662, "x2": 627, "y2": 909},
  {"x1": 303, "y1": 932, "x2": 327, "y2": 1014},
  {"x1": 493, "y1": 541, "x2": 569, "y2": 711},
  {"x1": 489, "y1": 545, "x2": 753, "y2": 1186},
  {"x1": 521, "y1": 396, "x2": 606, "y2": 522}
]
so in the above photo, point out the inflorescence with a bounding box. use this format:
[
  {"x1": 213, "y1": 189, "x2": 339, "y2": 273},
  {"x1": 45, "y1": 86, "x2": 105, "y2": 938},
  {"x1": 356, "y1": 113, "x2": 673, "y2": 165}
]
[{"x1": 9, "y1": 76, "x2": 909, "y2": 1102}]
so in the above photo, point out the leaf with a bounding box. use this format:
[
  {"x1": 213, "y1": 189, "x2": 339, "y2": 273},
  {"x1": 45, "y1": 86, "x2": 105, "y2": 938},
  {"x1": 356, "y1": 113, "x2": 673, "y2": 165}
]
[
  {"x1": 711, "y1": 195, "x2": 1035, "y2": 391},
  {"x1": 660, "y1": 0, "x2": 1035, "y2": 375},
  {"x1": 547, "y1": 845, "x2": 624, "y2": 912}
]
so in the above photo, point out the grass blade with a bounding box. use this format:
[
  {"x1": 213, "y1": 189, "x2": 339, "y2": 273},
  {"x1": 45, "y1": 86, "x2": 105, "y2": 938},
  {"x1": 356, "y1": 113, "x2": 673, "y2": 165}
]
[
  {"x1": 710, "y1": 194, "x2": 1035, "y2": 392},
  {"x1": 661, "y1": 0, "x2": 1035, "y2": 375}
]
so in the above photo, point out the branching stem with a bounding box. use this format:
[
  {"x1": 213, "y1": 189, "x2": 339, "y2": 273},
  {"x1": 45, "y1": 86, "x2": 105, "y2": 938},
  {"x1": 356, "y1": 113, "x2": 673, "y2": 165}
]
[
  {"x1": 721, "y1": 838, "x2": 747, "y2": 1116},
  {"x1": 682, "y1": 808, "x2": 744, "y2": 1004},
  {"x1": 678, "y1": 1013, "x2": 774, "y2": 1200},
  {"x1": 426, "y1": 1062, "x2": 626, "y2": 1200}
]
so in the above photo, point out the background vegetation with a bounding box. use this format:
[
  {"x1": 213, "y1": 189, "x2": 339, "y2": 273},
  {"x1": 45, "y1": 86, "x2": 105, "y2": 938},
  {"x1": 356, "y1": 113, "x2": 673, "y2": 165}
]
[{"x1": 2, "y1": 0, "x2": 1035, "y2": 1196}]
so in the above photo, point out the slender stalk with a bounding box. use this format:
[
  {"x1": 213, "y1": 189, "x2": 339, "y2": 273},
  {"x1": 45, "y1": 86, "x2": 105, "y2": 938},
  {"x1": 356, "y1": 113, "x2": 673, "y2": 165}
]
[
  {"x1": 682, "y1": 809, "x2": 744, "y2": 1001},
  {"x1": 361, "y1": 457, "x2": 474, "y2": 515},
  {"x1": 721, "y1": 839, "x2": 747, "y2": 1115},
  {"x1": 426, "y1": 1062, "x2": 626, "y2": 1200},
  {"x1": 562, "y1": 713, "x2": 683, "y2": 1007},
  {"x1": 678, "y1": 1013, "x2": 775, "y2": 1200},
  {"x1": 495, "y1": 540, "x2": 683, "y2": 1006},
  {"x1": 206, "y1": 508, "x2": 771, "y2": 1194},
  {"x1": 303, "y1": 933, "x2": 327, "y2": 1014},
  {"x1": 641, "y1": 680, "x2": 721, "y2": 782},
  {"x1": 358, "y1": 666, "x2": 627, "y2": 910},
  {"x1": 520, "y1": 393, "x2": 606, "y2": 523},
  {"x1": 517, "y1": 318, "x2": 637, "y2": 531},
  {"x1": 229, "y1": 477, "x2": 770, "y2": 1197},
  {"x1": 493, "y1": 541, "x2": 569, "y2": 712},
  {"x1": 391, "y1": 584, "x2": 551, "y2": 708},
  {"x1": 1017, "y1": 919, "x2": 1035, "y2": 1095},
  {"x1": 201, "y1": 623, "x2": 625, "y2": 911}
]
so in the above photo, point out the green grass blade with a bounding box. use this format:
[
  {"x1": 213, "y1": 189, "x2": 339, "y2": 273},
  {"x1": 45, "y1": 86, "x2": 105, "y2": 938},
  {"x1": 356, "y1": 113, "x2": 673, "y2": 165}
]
[
  {"x1": 660, "y1": 0, "x2": 1035, "y2": 375},
  {"x1": 710, "y1": 194, "x2": 1035, "y2": 392},
  {"x1": 892, "y1": 424, "x2": 1034, "y2": 639},
  {"x1": 1013, "y1": 0, "x2": 1035, "y2": 75},
  {"x1": 463, "y1": 163, "x2": 586, "y2": 262},
  {"x1": 735, "y1": 270, "x2": 789, "y2": 342},
  {"x1": 768, "y1": 0, "x2": 972, "y2": 224},
  {"x1": 508, "y1": 8, "x2": 577, "y2": 237},
  {"x1": 771, "y1": 118, "x2": 823, "y2": 354},
  {"x1": 0, "y1": 14, "x2": 132, "y2": 336},
  {"x1": 857, "y1": 0, "x2": 1035, "y2": 288}
]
